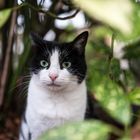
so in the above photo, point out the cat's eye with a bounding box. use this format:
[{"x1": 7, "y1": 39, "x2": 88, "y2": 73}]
[
  {"x1": 40, "y1": 60, "x2": 49, "y2": 68},
  {"x1": 62, "y1": 62, "x2": 71, "y2": 69}
]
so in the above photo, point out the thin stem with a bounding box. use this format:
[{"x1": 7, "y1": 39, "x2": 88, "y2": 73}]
[{"x1": 0, "y1": 10, "x2": 17, "y2": 107}]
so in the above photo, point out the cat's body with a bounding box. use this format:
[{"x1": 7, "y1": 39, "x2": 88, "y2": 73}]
[
  {"x1": 24, "y1": 77, "x2": 87, "y2": 140},
  {"x1": 19, "y1": 31, "x2": 88, "y2": 140}
]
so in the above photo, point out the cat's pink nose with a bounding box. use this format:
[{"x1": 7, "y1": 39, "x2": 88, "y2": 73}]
[{"x1": 49, "y1": 74, "x2": 58, "y2": 81}]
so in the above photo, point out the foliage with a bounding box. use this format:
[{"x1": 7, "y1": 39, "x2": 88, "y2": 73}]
[
  {"x1": 128, "y1": 88, "x2": 140, "y2": 105},
  {"x1": 0, "y1": 0, "x2": 140, "y2": 140},
  {"x1": 73, "y1": 0, "x2": 133, "y2": 34},
  {"x1": 0, "y1": 9, "x2": 11, "y2": 28},
  {"x1": 39, "y1": 121, "x2": 111, "y2": 140}
]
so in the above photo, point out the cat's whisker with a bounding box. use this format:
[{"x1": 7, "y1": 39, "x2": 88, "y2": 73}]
[
  {"x1": 16, "y1": 81, "x2": 30, "y2": 88},
  {"x1": 9, "y1": 81, "x2": 30, "y2": 93},
  {"x1": 18, "y1": 87, "x2": 28, "y2": 99},
  {"x1": 59, "y1": 79, "x2": 78, "y2": 82},
  {"x1": 58, "y1": 82, "x2": 77, "y2": 85},
  {"x1": 15, "y1": 76, "x2": 31, "y2": 83},
  {"x1": 21, "y1": 75, "x2": 31, "y2": 78}
]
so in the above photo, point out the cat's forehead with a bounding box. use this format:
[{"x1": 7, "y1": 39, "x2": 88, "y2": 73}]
[{"x1": 43, "y1": 41, "x2": 71, "y2": 54}]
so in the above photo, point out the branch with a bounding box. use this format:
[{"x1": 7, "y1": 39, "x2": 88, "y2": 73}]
[
  {"x1": 12, "y1": 2, "x2": 80, "y2": 20},
  {"x1": 0, "y1": 10, "x2": 17, "y2": 107}
]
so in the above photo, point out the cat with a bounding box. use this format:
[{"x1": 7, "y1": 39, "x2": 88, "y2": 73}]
[{"x1": 19, "y1": 31, "x2": 88, "y2": 140}]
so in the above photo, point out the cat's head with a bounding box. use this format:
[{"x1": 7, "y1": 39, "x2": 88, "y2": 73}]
[{"x1": 30, "y1": 31, "x2": 88, "y2": 91}]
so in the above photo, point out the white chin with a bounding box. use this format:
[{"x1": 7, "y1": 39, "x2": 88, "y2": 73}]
[{"x1": 47, "y1": 85, "x2": 64, "y2": 91}]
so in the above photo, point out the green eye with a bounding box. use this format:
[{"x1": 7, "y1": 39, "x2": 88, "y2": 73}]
[
  {"x1": 40, "y1": 60, "x2": 49, "y2": 68},
  {"x1": 62, "y1": 62, "x2": 71, "y2": 68}
]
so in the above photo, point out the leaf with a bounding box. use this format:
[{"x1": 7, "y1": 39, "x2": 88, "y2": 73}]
[
  {"x1": 73, "y1": 0, "x2": 133, "y2": 34},
  {"x1": 0, "y1": 9, "x2": 11, "y2": 28},
  {"x1": 94, "y1": 77, "x2": 131, "y2": 126},
  {"x1": 39, "y1": 121, "x2": 111, "y2": 140},
  {"x1": 115, "y1": 2, "x2": 140, "y2": 41},
  {"x1": 87, "y1": 57, "x2": 132, "y2": 126},
  {"x1": 128, "y1": 88, "x2": 140, "y2": 105}
]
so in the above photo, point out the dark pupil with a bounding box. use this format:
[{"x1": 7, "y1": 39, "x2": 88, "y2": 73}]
[
  {"x1": 43, "y1": 61, "x2": 46, "y2": 65},
  {"x1": 65, "y1": 62, "x2": 69, "y2": 67}
]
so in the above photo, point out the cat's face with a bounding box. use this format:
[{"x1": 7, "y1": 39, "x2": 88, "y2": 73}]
[{"x1": 30, "y1": 31, "x2": 88, "y2": 91}]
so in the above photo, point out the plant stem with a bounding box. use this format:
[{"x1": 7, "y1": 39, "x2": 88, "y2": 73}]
[{"x1": 0, "y1": 10, "x2": 17, "y2": 107}]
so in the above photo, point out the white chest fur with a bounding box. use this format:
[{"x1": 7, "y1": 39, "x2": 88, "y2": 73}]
[{"x1": 25, "y1": 75, "x2": 87, "y2": 140}]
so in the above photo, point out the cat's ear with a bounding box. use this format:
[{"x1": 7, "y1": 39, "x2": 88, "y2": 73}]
[
  {"x1": 30, "y1": 32, "x2": 45, "y2": 46},
  {"x1": 72, "y1": 31, "x2": 88, "y2": 54}
]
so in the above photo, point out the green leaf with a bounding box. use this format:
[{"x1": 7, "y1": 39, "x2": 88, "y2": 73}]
[
  {"x1": 0, "y1": 9, "x2": 11, "y2": 28},
  {"x1": 94, "y1": 77, "x2": 131, "y2": 126},
  {"x1": 114, "y1": 2, "x2": 140, "y2": 41},
  {"x1": 128, "y1": 88, "x2": 140, "y2": 105},
  {"x1": 73, "y1": 0, "x2": 133, "y2": 34},
  {"x1": 87, "y1": 57, "x2": 131, "y2": 125},
  {"x1": 39, "y1": 121, "x2": 111, "y2": 140}
]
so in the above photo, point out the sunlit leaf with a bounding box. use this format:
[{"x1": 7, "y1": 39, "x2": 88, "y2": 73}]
[
  {"x1": 120, "y1": 3, "x2": 140, "y2": 40},
  {"x1": 128, "y1": 88, "x2": 140, "y2": 105},
  {"x1": 39, "y1": 121, "x2": 111, "y2": 140},
  {"x1": 0, "y1": 9, "x2": 11, "y2": 28},
  {"x1": 88, "y1": 58, "x2": 131, "y2": 125},
  {"x1": 94, "y1": 77, "x2": 131, "y2": 126},
  {"x1": 73, "y1": 0, "x2": 133, "y2": 34}
]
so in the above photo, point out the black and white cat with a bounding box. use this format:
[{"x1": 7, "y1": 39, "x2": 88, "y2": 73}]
[{"x1": 19, "y1": 31, "x2": 88, "y2": 140}]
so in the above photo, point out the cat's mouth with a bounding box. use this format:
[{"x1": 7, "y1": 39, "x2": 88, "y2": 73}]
[{"x1": 47, "y1": 83, "x2": 61, "y2": 87}]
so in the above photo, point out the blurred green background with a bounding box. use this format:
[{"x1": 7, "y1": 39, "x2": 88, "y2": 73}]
[{"x1": 0, "y1": 0, "x2": 140, "y2": 140}]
